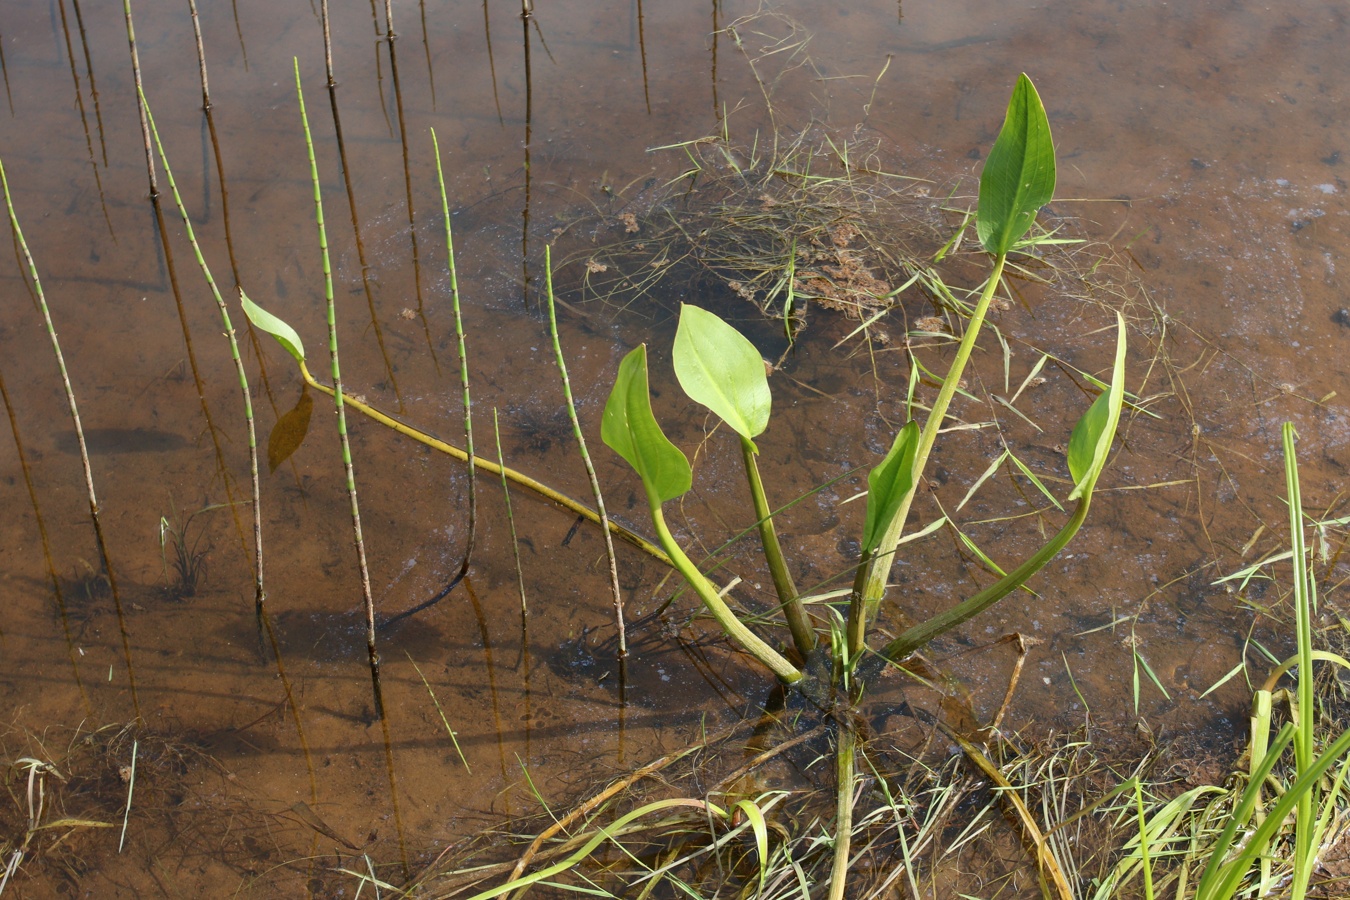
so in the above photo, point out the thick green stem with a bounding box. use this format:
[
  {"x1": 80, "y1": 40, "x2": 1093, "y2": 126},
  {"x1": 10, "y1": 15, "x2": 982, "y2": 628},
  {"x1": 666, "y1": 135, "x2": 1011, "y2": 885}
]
[
  {"x1": 649, "y1": 504, "x2": 802, "y2": 684},
  {"x1": 876, "y1": 495, "x2": 1090, "y2": 666},
  {"x1": 741, "y1": 436, "x2": 814, "y2": 658},
  {"x1": 827, "y1": 723, "x2": 856, "y2": 900},
  {"x1": 847, "y1": 253, "x2": 1008, "y2": 662}
]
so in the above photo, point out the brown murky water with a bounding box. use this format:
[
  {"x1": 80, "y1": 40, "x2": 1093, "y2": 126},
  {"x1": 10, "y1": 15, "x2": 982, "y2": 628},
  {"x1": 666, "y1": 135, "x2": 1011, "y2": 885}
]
[{"x1": 0, "y1": 0, "x2": 1348, "y2": 894}]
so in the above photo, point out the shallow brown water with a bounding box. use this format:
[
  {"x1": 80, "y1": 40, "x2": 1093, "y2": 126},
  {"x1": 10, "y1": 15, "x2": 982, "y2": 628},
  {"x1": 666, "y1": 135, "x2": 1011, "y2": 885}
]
[{"x1": 0, "y1": 0, "x2": 1348, "y2": 894}]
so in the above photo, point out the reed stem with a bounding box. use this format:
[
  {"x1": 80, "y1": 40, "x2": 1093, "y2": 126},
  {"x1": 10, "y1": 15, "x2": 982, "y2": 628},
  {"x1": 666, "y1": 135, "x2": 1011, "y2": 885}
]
[
  {"x1": 295, "y1": 60, "x2": 382, "y2": 699},
  {"x1": 142, "y1": 92, "x2": 266, "y2": 613},
  {"x1": 432, "y1": 128, "x2": 477, "y2": 592},
  {"x1": 1, "y1": 157, "x2": 139, "y2": 717},
  {"x1": 545, "y1": 245, "x2": 627, "y2": 658}
]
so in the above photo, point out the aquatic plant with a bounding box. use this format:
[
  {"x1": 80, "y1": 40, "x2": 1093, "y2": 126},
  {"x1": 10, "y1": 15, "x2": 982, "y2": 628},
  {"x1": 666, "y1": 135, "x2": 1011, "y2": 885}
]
[
  {"x1": 241, "y1": 72, "x2": 1130, "y2": 898},
  {"x1": 596, "y1": 73, "x2": 1126, "y2": 897}
]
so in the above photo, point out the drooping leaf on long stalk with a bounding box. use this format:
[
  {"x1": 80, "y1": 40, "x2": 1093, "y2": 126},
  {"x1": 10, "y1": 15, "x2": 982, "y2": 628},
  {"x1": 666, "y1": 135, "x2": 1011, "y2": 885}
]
[{"x1": 239, "y1": 293, "x2": 671, "y2": 567}]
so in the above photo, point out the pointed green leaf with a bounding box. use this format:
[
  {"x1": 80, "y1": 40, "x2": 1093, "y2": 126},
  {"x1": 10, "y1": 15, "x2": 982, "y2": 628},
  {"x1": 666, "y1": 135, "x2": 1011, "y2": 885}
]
[
  {"x1": 862, "y1": 421, "x2": 920, "y2": 554},
  {"x1": 1067, "y1": 312, "x2": 1127, "y2": 500},
  {"x1": 239, "y1": 288, "x2": 306, "y2": 363},
  {"x1": 672, "y1": 304, "x2": 771, "y2": 441},
  {"x1": 602, "y1": 345, "x2": 692, "y2": 505},
  {"x1": 977, "y1": 74, "x2": 1056, "y2": 256}
]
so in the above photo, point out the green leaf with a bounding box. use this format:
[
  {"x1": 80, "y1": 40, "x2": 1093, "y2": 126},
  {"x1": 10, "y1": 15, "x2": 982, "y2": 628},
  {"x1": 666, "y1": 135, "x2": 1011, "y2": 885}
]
[
  {"x1": 239, "y1": 288, "x2": 306, "y2": 363},
  {"x1": 862, "y1": 421, "x2": 920, "y2": 554},
  {"x1": 602, "y1": 345, "x2": 692, "y2": 505},
  {"x1": 976, "y1": 74, "x2": 1056, "y2": 256},
  {"x1": 672, "y1": 304, "x2": 771, "y2": 442},
  {"x1": 1066, "y1": 312, "x2": 1127, "y2": 500}
]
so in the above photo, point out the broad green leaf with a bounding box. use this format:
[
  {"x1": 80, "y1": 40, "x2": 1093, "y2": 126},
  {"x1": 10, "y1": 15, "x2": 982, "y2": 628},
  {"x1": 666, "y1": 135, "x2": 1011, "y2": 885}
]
[
  {"x1": 862, "y1": 421, "x2": 920, "y2": 554},
  {"x1": 976, "y1": 74, "x2": 1056, "y2": 256},
  {"x1": 672, "y1": 304, "x2": 771, "y2": 441},
  {"x1": 267, "y1": 387, "x2": 313, "y2": 472},
  {"x1": 1066, "y1": 312, "x2": 1127, "y2": 500},
  {"x1": 602, "y1": 345, "x2": 692, "y2": 505},
  {"x1": 239, "y1": 288, "x2": 306, "y2": 363}
]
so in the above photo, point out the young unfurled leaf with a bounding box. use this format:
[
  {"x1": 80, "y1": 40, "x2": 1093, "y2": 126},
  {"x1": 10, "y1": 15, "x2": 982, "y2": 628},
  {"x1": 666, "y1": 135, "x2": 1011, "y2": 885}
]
[
  {"x1": 862, "y1": 421, "x2": 921, "y2": 554},
  {"x1": 267, "y1": 386, "x2": 313, "y2": 472},
  {"x1": 672, "y1": 304, "x2": 771, "y2": 443},
  {"x1": 976, "y1": 74, "x2": 1056, "y2": 256},
  {"x1": 239, "y1": 288, "x2": 306, "y2": 363},
  {"x1": 1067, "y1": 312, "x2": 1127, "y2": 500},
  {"x1": 602, "y1": 345, "x2": 692, "y2": 506}
]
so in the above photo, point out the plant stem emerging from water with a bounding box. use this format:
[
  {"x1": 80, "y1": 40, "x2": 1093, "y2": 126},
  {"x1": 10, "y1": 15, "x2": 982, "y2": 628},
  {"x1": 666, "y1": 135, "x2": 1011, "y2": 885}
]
[
  {"x1": 741, "y1": 434, "x2": 814, "y2": 658},
  {"x1": 1, "y1": 157, "x2": 140, "y2": 718},
  {"x1": 431, "y1": 128, "x2": 476, "y2": 596},
  {"x1": 295, "y1": 60, "x2": 382, "y2": 705},
  {"x1": 544, "y1": 245, "x2": 627, "y2": 658},
  {"x1": 142, "y1": 92, "x2": 266, "y2": 614}
]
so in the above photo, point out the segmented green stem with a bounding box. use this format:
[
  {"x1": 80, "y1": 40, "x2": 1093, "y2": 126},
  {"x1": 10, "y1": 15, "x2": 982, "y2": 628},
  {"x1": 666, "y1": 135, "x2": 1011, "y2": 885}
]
[
  {"x1": 848, "y1": 252, "x2": 1008, "y2": 661},
  {"x1": 1, "y1": 157, "x2": 140, "y2": 715},
  {"x1": 142, "y1": 91, "x2": 265, "y2": 612},
  {"x1": 545, "y1": 245, "x2": 627, "y2": 657},
  {"x1": 649, "y1": 504, "x2": 801, "y2": 683},
  {"x1": 121, "y1": 0, "x2": 156, "y2": 198},
  {"x1": 741, "y1": 435, "x2": 813, "y2": 657},
  {"x1": 431, "y1": 128, "x2": 477, "y2": 586},
  {"x1": 295, "y1": 60, "x2": 380, "y2": 679}
]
